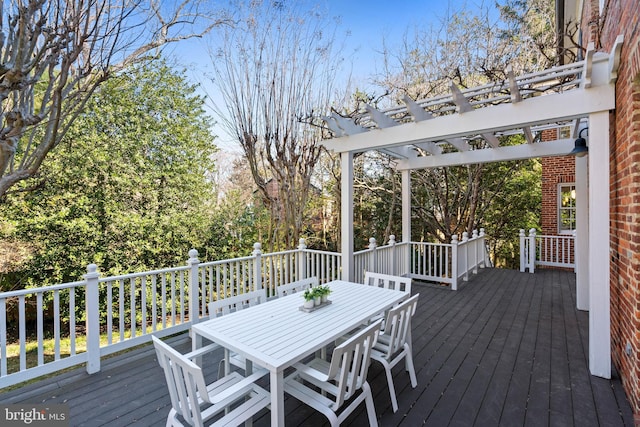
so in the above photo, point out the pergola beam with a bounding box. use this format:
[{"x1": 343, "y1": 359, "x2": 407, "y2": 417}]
[
  {"x1": 322, "y1": 83, "x2": 614, "y2": 157},
  {"x1": 397, "y1": 139, "x2": 574, "y2": 170}
]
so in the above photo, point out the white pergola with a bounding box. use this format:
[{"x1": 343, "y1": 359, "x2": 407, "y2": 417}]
[{"x1": 321, "y1": 36, "x2": 624, "y2": 379}]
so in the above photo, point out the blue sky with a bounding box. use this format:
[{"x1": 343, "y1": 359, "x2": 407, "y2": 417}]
[
  {"x1": 167, "y1": 0, "x2": 492, "y2": 149},
  {"x1": 322, "y1": 0, "x2": 477, "y2": 82}
]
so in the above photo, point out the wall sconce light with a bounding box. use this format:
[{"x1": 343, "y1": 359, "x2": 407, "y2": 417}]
[{"x1": 569, "y1": 128, "x2": 589, "y2": 157}]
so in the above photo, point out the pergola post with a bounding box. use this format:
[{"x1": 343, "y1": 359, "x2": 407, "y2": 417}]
[
  {"x1": 575, "y1": 150, "x2": 589, "y2": 311},
  {"x1": 401, "y1": 169, "x2": 412, "y2": 276},
  {"x1": 341, "y1": 151, "x2": 354, "y2": 282},
  {"x1": 588, "y1": 111, "x2": 611, "y2": 378}
]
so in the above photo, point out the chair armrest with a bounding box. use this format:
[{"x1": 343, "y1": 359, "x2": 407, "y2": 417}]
[
  {"x1": 185, "y1": 342, "x2": 221, "y2": 360},
  {"x1": 291, "y1": 361, "x2": 329, "y2": 382},
  {"x1": 209, "y1": 368, "x2": 269, "y2": 404}
]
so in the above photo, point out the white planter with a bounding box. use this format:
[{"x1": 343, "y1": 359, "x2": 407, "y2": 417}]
[
  {"x1": 303, "y1": 300, "x2": 314, "y2": 309},
  {"x1": 321, "y1": 295, "x2": 328, "y2": 303},
  {"x1": 314, "y1": 296, "x2": 322, "y2": 306}
]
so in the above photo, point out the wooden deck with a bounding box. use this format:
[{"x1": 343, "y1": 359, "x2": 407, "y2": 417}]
[{"x1": 1, "y1": 268, "x2": 634, "y2": 426}]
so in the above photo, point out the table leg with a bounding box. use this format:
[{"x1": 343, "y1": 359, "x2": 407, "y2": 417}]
[
  {"x1": 192, "y1": 332, "x2": 203, "y2": 366},
  {"x1": 270, "y1": 370, "x2": 285, "y2": 426}
]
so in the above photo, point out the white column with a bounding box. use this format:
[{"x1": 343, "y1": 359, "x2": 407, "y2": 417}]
[
  {"x1": 575, "y1": 152, "x2": 589, "y2": 311},
  {"x1": 588, "y1": 111, "x2": 611, "y2": 378},
  {"x1": 401, "y1": 169, "x2": 411, "y2": 276},
  {"x1": 401, "y1": 169, "x2": 411, "y2": 242},
  {"x1": 341, "y1": 151, "x2": 354, "y2": 282}
]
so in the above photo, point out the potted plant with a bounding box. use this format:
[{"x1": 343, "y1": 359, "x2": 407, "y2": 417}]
[
  {"x1": 303, "y1": 289, "x2": 315, "y2": 309},
  {"x1": 318, "y1": 285, "x2": 331, "y2": 303},
  {"x1": 312, "y1": 287, "x2": 322, "y2": 306}
]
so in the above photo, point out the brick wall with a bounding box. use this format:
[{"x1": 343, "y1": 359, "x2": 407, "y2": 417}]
[
  {"x1": 586, "y1": 0, "x2": 640, "y2": 422},
  {"x1": 540, "y1": 129, "x2": 575, "y2": 235}
]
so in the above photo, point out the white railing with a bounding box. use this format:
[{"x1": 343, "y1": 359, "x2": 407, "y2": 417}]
[
  {"x1": 519, "y1": 229, "x2": 575, "y2": 273},
  {"x1": 356, "y1": 230, "x2": 490, "y2": 291},
  {"x1": 0, "y1": 231, "x2": 491, "y2": 388},
  {"x1": 353, "y1": 236, "x2": 410, "y2": 283},
  {"x1": 0, "y1": 241, "x2": 341, "y2": 389},
  {"x1": 410, "y1": 241, "x2": 454, "y2": 286},
  {"x1": 412, "y1": 229, "x2": 490, "y2": 290}
]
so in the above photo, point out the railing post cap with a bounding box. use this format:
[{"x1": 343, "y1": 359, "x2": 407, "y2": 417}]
[
  {"x1": 188, "y1": 248, "x2": 199, "y2": 259},
  {"x1": 389, "y1": 235, "x2": 396, "y2": 242},
  {"x1": 84, "y1": 263, "x2": 99, "y2": 278},
  {"x1": 479, "y1": 228, "x2": 485, "y2": 236},
  {"x1": 529, "y1": 228, "x2": 537, "y2": 235},
  {"x1": 519, "y1": 229, "x2": 525, "y2": 236},
  {"x1": 451, "y1": 234, "x2": 459, "y2": 243},
  {"x1": 252, "y1": 242, "x2": 262, "y2": 255},
  {"x1": 298, "y1": 238, "x2": 307, "y2": 249},
  {"x1": 472, "y1": 229, "x2": 478, "y2": 238},
  {"x1": 368, "y1": 237, "x2": 377, "y2": 249}
]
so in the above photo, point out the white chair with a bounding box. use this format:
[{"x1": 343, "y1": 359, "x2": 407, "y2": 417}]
[
  {"x1": 207, "y1": 289, "x2": 268, "y2": 377},
  {"x1": 276, "y1": 276, "x2": 319, "y2": 298},
  {"x1": 152, "y1": 335, "x2": 270, "y2": 427},
  {"x1": 363, "y1": 271, "x2": 412, "y2": 294},
  {"x1": 208, "y1": 289, "x2": 267, "y2": 317},
  {"x1": 370, "y1": 293, "x2": 419, "y2": 413},
  {"x1": 362, "y1": 272, "x2": 412, "y2": 327},
  {"x1": 284, "y1": 319, "x2": 382, "y2": 427}
]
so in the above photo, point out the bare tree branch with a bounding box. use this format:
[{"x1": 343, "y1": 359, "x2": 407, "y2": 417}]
[
  {"x1": 208, "y1": 1, "x2": 346, "y2": 250},
  {"x1": 0, "y1": 0, "x2": 230, "y2": 198}
]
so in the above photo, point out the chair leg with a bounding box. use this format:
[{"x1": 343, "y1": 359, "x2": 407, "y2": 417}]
[
  {"x1": 384, "y1": 362, "x2": 399, "y2": 413},
  {"x1": 362, "y1": 382, "x2": 379, "y2": 427},
  {"x1": 404, "y1": 344, "x2": 418, "y2": 388}
]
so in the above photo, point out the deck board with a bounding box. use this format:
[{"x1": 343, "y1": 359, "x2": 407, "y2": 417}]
[{"x1": 0, "y1": 268, "x2": 635, "y2": 426}]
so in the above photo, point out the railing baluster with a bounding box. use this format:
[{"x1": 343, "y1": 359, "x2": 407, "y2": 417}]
[
  {"x1": 37, "y1": 293, "x2": 43, "y2": 366},
  {"x1": 53, "y1": 289, "x2": 60, "y2": 359},
  {"x1": 119, "y1": 280, "x2": 125, "y2": 341},
  {"x1": 0, "y1": 298, "x2": 6, "y2": 376},
  {"x1": 151, "y1": 275, "x2": 157, "y2": 331},
  {"x1": 161, "y1": 275, "x2": 167, "y2": 329},
  {"x1": 107, "y1": 281, "x2": 113, "y2": 344},
  {"x1": 179, "y1": 271, "x2": 185, "y2": 323},
  {"x1": 69, "y1": 289, "x2": 76, "y2": 356},
  {"x1": 130, "y1": 277, "x2": 136, "y2": 338},
  {"x1": 141, "y1": 276, "x2": 147, "y2": 335},
  {"x1": 19, "y1": 295, "x2": 26, "y2": 371},
  {"x1": 171, "y1": 272, "x2": 176, "y2": 326}
]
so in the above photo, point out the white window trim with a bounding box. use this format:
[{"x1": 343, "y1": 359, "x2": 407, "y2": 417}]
[{"x1": 558, "y1": 182, "x2": 576, "y2": 235}]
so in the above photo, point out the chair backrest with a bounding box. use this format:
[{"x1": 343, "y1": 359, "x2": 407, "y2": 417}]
[
  {"x1": 276, "y1": 276, "x2": 319, "y2": 298},
  {"x1": 327, "y1": 319, "x2": 382, "y2": 409},
  {"x1": 364, "y1": 271, "x2": 412, "y2": 294},
  {"x1": 208, "y1": 289, "x2": 267, "y2": 318},
  {"x1": 381, "y1": 293, "x2": 419, "y2": 357},
  {"x1": 152, "y1": 335, "x2": 210, "y2": 426}
]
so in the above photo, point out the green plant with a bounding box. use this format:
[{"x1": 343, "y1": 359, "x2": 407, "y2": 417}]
[
  {"x1": 303, "y1": 289, "x2": 315, "y2": 301},
  {"x1": 316, "y1": 285, "x2": 331, "y2": 297}
]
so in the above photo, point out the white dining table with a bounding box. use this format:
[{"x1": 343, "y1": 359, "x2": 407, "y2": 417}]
[{"x1": 190, "y1": 279, "x2": 407, "y2": 426}]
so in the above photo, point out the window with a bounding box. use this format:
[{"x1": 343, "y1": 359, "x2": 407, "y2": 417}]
[
  {"x1": 558, "y1": 183, "x2": 576, "y2": 233},
  {"x1": 559, "y1": 126, "x2": 571, "y2": 139}
]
